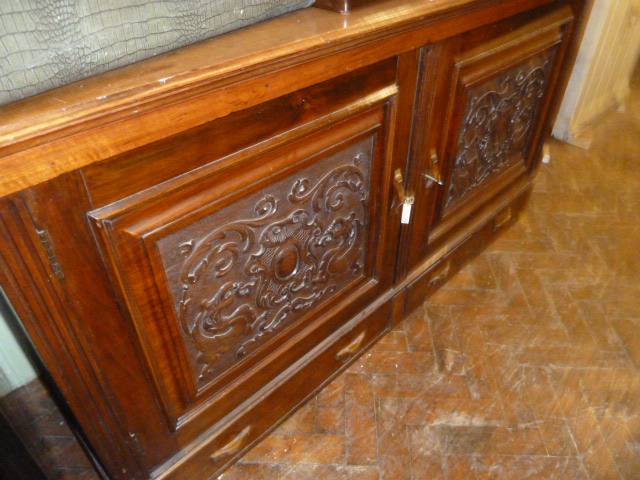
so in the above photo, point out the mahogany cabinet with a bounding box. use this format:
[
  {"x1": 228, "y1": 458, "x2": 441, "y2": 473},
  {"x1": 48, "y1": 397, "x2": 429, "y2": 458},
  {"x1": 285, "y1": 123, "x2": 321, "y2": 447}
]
[{"x1": 0, "y1": 1, "x2": 586, "y2": 479}]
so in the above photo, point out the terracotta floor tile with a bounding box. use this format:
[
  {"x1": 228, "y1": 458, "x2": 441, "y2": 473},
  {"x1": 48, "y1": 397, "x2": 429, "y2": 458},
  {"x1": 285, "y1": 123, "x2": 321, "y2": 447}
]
[
  {"x1": 276, "y1": 400, "x2": 317, "y2": 435},
  {"x1": 316, "y1": 373, "x2": 346, "y2": 435},
  {"x1": 408, "y1": 453, "x2": 447, "y2": 480},
  {"x1": 371, "y1": 372, "x2": 470, "y2": 399},
  {"x1": 344, "y1": 373, "x2": 378, "y2": 465},
  {"x1": 241, "y1": 434, "x2": 346, "y2": 465},
  {"x1": 474, "y1": 456, "x2": 590, "y2": 480}
]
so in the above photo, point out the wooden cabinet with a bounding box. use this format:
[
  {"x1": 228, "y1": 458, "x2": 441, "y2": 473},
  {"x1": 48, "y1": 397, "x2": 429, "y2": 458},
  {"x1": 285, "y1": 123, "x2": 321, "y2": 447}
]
[{"x1": 0, "y1": 1, "x2": 586, "y2": 479}]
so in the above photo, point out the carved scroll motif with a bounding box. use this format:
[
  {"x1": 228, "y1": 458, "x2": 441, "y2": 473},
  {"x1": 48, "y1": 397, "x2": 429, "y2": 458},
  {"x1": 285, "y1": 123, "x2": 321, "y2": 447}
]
[
  {"x1": 157, "y1": 139, "x2": 373, "y2": 388},
  {"x1": 446, "y1": 50, "x2": 556, "y2": 208}
]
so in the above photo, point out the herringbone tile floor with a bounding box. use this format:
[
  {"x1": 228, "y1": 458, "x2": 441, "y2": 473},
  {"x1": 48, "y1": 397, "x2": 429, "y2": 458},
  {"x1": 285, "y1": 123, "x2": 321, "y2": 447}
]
[{"x1": 222, "y1": 73, "x2": 640, "y2": 479}]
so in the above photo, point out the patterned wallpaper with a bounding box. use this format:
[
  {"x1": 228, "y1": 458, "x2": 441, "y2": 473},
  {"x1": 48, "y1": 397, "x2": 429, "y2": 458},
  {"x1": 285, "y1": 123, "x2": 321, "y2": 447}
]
[{"x1": 0, "y1": 0, "x2": 313, "y2": 106}]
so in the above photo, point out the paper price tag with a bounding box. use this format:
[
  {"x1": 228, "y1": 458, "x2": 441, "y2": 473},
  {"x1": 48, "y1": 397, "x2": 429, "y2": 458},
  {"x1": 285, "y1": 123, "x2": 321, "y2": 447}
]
[{"x1": 401, "y1": 201, "x2": 412, "y2": 224}]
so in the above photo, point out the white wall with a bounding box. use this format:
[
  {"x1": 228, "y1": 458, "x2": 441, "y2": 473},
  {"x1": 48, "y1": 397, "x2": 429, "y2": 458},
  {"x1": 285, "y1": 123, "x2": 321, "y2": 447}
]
[
  {"x1": 0, "y1": 290, "x2": 38, "y2": 396},
  {"x1": 554, "y1": 0, "x2": 640, "y2": 145}
]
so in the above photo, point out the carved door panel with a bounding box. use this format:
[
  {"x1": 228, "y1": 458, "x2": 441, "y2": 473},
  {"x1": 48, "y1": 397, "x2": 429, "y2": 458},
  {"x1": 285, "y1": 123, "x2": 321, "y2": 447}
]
[
  {"x1": 399, "y1": 7, "x2": 574, "y2": 276},
  {"x1": 87, "y1": 96, "x2": 397, "y2": 457}
]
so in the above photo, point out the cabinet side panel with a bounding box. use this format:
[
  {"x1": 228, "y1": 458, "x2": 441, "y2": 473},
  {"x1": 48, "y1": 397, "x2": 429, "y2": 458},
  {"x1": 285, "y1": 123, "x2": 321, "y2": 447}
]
[
  {"x1": 0, "y1": 194, "x2": 150, "y2": 479},
  {"x1": 19, "y1": 174, "x2": 178, "y2": 471}
]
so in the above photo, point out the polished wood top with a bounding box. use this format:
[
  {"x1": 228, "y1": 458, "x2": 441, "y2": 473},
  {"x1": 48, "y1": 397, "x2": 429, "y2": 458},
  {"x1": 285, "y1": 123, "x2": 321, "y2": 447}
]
[{"x1": 0, "y1": 0, "x2": 561, "y2": 197}]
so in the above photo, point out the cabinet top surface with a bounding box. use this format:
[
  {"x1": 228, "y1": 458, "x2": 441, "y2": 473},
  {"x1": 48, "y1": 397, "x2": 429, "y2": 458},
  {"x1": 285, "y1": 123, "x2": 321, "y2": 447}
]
[{"x1": 0, "y1": 0, "x2": 568, "y2": 197}]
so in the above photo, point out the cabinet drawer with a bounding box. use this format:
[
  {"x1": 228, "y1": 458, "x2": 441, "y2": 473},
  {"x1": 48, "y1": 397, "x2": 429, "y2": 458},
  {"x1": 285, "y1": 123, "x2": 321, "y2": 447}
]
[{"x1": 157, "y1": 298, "x2": 391, "y2": 479}]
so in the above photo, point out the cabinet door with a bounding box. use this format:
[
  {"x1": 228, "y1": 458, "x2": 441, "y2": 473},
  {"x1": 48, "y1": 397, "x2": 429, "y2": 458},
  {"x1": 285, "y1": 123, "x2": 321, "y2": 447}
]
[
  {"x1": 400, "y1": 7, "x2": 574, "y2": 275},
  {"x1": 86, "y1": 66, "x2": 399, "y2": 475}
]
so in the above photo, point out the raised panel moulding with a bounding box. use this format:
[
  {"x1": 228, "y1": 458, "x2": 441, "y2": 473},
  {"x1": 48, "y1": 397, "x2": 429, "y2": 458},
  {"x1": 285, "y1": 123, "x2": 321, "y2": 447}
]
[
  {"x1": 446, "y1": 49, "x2": 557, "y2": 209},
  {"x1": 156, "y1": 137, "x2": 374, "y2": 389}
]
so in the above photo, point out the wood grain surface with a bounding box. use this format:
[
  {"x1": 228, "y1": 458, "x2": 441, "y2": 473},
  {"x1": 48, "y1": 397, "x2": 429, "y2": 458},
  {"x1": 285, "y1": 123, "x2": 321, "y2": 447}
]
[{"x1": 0, "y1": 0, "x2": 572, "y2": 198}]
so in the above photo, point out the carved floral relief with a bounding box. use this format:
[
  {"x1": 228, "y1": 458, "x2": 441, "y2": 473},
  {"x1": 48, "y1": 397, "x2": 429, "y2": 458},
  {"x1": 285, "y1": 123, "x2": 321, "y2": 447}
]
[
  {"x1": 446, "y1": 50, "x2": 556, "y2": 209},
  {"x1": 156, "y1": 138, "x2": 373, "y2": 388}
]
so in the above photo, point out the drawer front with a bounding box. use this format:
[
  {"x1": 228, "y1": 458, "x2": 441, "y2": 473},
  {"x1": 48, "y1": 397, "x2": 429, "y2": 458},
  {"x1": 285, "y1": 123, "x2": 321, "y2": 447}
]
[
  {"x1": 88, "y1": 84, "x2": 398, "y2": 453},
  {"x1": 157, "y1": 298, "x2": 392, "y2": 480}
]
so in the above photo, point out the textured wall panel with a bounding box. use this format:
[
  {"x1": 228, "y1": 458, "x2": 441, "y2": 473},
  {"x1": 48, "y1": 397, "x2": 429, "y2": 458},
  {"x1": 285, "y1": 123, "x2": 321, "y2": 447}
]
[{"x1": 0, "y1": 0, "x2": 313, "y2": 106}]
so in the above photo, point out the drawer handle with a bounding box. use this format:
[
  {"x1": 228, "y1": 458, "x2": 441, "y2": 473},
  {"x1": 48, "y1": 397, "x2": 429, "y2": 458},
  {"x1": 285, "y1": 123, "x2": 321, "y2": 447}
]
[
  {"x1": 423, "y1": 148, "x2": 444, "y2": 186},
  {"x1": 336, "y1": 331, "x2": 367, "y2": 360},
  {"x1": 429, "y1": 260, "x2": 451, "y2": 286},
  {"x1": 210, "y1": 426, "x2": 251, "y2": 462},
  {"x1": 393, "y1": 169, "x2": 408, "y2": 202}
]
